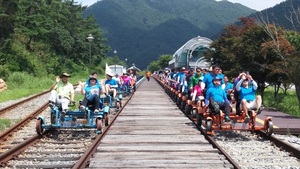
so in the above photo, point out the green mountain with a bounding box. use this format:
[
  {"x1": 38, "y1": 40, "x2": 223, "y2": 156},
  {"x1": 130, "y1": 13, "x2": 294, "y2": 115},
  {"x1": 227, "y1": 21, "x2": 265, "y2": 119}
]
[
  {"x1": 84, "y1": 0, "x2": 256, "y2": 69},
  {"x1": 252, "y1": 0, "x2": 300, "y2": 32}
]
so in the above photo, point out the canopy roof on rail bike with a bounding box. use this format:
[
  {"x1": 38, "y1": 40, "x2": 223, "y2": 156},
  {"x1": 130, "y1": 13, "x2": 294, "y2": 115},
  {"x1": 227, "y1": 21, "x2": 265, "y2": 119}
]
[{"x1": 127, "y1": 65, "x2": 141, "y2": 72}]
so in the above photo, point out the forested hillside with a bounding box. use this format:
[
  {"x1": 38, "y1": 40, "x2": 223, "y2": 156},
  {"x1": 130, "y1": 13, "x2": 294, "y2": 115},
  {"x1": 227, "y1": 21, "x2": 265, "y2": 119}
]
[
  {"x1": 84, "y1": 0, "x2": 256, "y2": 69},
  {"x1": 2, "y1": 0, "x2": 298, "y2": 78},
  {"x1": 252, "y1": 0, "x2": 300, "y2": 31},
  {"x1": 0, "y1": 0, "x2": 109, "y2": 79}
]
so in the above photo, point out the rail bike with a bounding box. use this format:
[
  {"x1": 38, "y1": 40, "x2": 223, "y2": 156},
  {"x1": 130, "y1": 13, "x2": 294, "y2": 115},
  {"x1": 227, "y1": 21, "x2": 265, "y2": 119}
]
[
  {"x1": 153, "y1": 71, "x2": 274, "y2": 136},
  {"x1": 101, "y1": 93, "x2": 123, "y2": 112},
  {"x1": 36, "y1": 102, "x2": 110, "y2": 135},
  {"x1": 196, "y1": 103, "x2": 273, "y2": 136},
  {"x1": 184, "y1": 95, "x2": 205, "y2": 120},
  {"x1": 101, "y1": 75, "x2": 145, "y2": 112}
]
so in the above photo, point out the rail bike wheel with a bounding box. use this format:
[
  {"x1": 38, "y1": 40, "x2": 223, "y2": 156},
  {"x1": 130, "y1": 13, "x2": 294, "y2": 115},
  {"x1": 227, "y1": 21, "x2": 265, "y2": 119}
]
[
  {"x1": 196, "y1": 113, "x2": 203, "y2": 127},
  {"x1": 172, "y1": 92, "x2": 176, "y2": 101},
  {"x1": 181, "y1": 101, "x2": 186, "y2": 110},
  {"x1": 191, "y1": 109, "x2": 197, "y2": 119},
  {"x1": 104, "y1": 113, "x2": 109, "y2": 126},
  {"x1": 115, "y1": 101, "x2": 120, "y2": 110},
  {"x1": 119, "y1": 100, "x2": 123, "y2": 108},
  {"x1": 265, "y1": 120, "x2": 273, "y2": 136},
  {"x1": 177, "y1": 97, "x2": 182, "y2": 106},
  {"x1": 206, "y1": 119, "x2": 212, "y2": 134},
  {"x1": 36, "y1": 119, "x2": 44, "y2": 135},
  {"x1": 96, "y1": 118, "x2": 103, "y2": 131},
  {"x1": 185, "y1": 105, "x2": 192, "y2": 115},
  {"x1": 51, "y1": 113, "x2": 56, "y2": 124}
]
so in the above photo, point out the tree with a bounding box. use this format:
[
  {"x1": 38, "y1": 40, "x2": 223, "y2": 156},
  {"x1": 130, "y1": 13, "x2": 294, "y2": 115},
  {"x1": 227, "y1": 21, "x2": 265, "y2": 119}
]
[
  {"x1": 158, "y1": 54, "x2": 173, "y2": 69},
  {"x1": 0, "y1": 0, "x2": 110, "y2": 77},
  {"x1": 208, "y1": 17, "x2": 291, "y2": 101},
  {"x1": 257, "y1": 9, "x2": 300, "y2": 108},
  {"x1": 148, "y1": 54, "x2": 172, "y2": 73},
  {"x1": 148, "y1": 61, "x2": 160, "y2": 73}
]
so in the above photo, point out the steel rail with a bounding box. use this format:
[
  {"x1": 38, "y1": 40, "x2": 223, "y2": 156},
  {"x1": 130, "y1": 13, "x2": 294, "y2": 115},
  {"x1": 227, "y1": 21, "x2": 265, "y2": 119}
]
[
  {"x1": 273, "y1": 128, "x2": 300, "y2": 135},
  {"x1": 0, "y1": 134, "x2": 41, "y2": 167},
  {"x1": 72, "y1": 77, "x2": 144, "y2": 169},
  {"x1": 187, "y1": 112, "x2": 241, "y2": 169},
  {"x1": 0, "y1": 102, "x2": 48, "y2": 142},
  {"x1": 256, "y1": 130, "x2": 300, "y2": 159},
  {"x1": 0, "y1": 90, "x2": 49, "y2": 115},
  {"x1": 153, "y1": 76, "x2": 241, "y2": 169}
]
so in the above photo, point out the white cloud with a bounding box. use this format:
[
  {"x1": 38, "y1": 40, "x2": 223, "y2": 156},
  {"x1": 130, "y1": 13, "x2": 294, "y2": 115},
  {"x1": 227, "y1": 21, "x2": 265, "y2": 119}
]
[
  {"x1": 75, "y1": 0, "x2": 98, "y2": 7},
  {"x1": 216, "y1": 0, "x2": 286, "y2": 11}
]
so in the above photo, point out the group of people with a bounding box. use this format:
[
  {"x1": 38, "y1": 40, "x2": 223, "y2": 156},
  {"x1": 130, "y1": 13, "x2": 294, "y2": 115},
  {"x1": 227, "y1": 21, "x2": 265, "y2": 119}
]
[
  {"x1": 49, "y1": 65, "x2": 263, "y2": 123},
  {"x1": 48, "y1": 70, "x2": 137, "y2": 121},
  {"x1": 159, "y1": 65, "x2": 263, "y2": 122}
]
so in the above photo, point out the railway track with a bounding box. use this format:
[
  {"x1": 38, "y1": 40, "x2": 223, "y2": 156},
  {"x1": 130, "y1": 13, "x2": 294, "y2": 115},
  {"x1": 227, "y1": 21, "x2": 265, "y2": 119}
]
[
  {"x1": 212, "y1": 130, "x2": 300, "y2": 168},
  {"x1": 85, "y1": 79, "x2": 235, "y2": 168},
  {"x1": 5, "y1": 129, "x2": 97, "y2": 168},
  {"x1": 155, "y1": 75, "x2": 300, "y2": 169},
  {"x1": 0, "y1": 80, "x2": 139, "y2": 168},
  {"x1": 0, "y1": 91, "x2": 50, "y2": 115},
  {"x1": 0, "y1": 93, "x2": 132, "y2": 168}
]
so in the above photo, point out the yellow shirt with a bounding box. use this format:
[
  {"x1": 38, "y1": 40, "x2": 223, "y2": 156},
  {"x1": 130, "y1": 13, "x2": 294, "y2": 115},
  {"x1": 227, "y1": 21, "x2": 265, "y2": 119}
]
[{"x1": 55, "y1": 81, "x2": 74, "y2": 99}]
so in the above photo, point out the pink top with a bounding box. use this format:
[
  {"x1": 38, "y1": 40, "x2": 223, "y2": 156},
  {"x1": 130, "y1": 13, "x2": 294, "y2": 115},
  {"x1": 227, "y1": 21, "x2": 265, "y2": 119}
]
[
  {"x1": 192, "y1": 85, "x2": 202, "y2": 97},
  {"x1": 122, "y1": 76, "x2": 131, "y2": 85}
]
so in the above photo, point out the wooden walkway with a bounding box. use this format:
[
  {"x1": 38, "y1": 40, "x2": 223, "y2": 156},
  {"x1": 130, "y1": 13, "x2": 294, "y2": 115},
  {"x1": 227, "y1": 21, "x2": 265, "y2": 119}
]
[{"x1": 88, "y1": 77, "x2": 233, "y2": 168}]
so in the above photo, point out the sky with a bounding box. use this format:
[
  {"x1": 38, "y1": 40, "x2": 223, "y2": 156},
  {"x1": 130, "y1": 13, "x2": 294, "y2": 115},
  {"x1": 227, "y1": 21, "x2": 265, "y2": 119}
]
[
  {"x1": 75, "y1": 0, "x2": 286, "y2": 11},
  {"x1": 215, "y1": 0, "x2": 286, "y2": 11}
]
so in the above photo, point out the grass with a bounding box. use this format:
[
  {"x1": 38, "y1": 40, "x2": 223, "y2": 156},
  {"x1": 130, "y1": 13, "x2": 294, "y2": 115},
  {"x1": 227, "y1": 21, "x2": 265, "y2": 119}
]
[
  {"x1": 0, "y1": 72, "x2": 52, "y2": 102},
  {"x1": 0, "y1": 119, "x2": 11, "y2": 131},
  {"x1": 0, "y1": 71, "x2": 88, "y2": 102},
  {"x1": 263, "y1": 87, "x2": 300, "y2": 117}
]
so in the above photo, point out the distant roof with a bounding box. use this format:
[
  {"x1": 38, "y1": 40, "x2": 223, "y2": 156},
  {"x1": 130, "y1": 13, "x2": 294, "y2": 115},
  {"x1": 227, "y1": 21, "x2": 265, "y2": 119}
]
[{"x1": 127, "y1": 65, "x2": 141, "y2": 72}]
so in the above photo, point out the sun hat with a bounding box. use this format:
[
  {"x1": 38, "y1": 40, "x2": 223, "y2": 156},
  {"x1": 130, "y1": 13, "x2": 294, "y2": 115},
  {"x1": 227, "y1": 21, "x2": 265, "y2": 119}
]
[
  {"x1": 89, "y1": 75, "x2": 97, "y2": 81},
  {"x1": 213, "y1": 76, "x2": 222, "y2": 81},
  {"x1": 60, "y1": 72, "x2": 70, "y2": 77}
]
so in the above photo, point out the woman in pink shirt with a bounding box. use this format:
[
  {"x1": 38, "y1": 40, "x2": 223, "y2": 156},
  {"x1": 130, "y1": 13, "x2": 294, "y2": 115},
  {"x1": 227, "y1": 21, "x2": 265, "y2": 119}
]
[
  {"x1": 122, "y1": 73, "x2": 131, "y2": 86},
  {"x1": 191, "y1": 79, "x2": 204, "y2": 102}
]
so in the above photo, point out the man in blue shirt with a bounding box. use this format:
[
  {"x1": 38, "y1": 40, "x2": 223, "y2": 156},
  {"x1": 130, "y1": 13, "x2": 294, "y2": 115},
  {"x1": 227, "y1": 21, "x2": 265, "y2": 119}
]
[
  {"x1": 235, "y1": 72, "x2": 262, "y2": 114},
  {"x1": 104, "y1": 72, "x2": 118, "y2": 98},
  {"x1": 224, "y1": 75, "x2": 234, "y2": 100},
  {"x1": 202, "y1": 65, "x2": 224, "y2": 89},
  {"x1": 173, "y1": 67, "x2": 186, "y2": 92},
  {"x1": 205, "y1": 76, "x2": 231, "y2": 122}
]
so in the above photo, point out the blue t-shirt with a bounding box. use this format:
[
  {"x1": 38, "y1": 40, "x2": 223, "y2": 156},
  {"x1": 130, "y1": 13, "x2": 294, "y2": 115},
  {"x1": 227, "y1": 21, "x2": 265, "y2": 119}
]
[
  {"x1": 239, "y1": 87, "x2": 256, "y2": 101},
  {"x1": 169, "y1": 72, "x2": 175, "y2": 79},
  {"x1": 84, "y1": 84, "x2": 101, "y2": 101},
  {"x1": 105, "y1": 78, "x2": 118, "y2": 88},
  {"x1": 203, "y1": 73, "x2": 224, "y2": 89},
  {"x1": 236, "y1": 79, "x2": 257, "y2": 101},
  {"x1": 174, "y1": 72, "x2": 186, "y2": 84},
  {"x1": 205, "y1": 85, "x2": 229, "y2": 105},
  {"x1": 224, "y1": 82, "x2": 233, "y2": 92}
]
